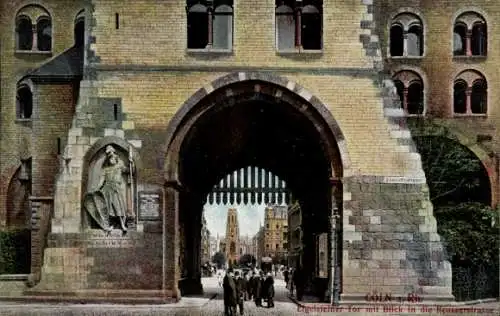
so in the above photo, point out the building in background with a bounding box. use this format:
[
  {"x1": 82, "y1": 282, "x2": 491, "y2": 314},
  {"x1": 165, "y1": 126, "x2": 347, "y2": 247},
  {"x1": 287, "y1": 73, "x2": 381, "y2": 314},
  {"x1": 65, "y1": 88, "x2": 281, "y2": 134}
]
[
  {"x1": 224, "y1": 208, "x2": 240, "y2": 266},
  {"x1": 208, "y1": 233, "x2": 220, "y2": 260},
  {"x1": 255, "y1": 205, "x2": 288, "y2": 265},
  {"x1": 200, "y1": 213, "x2": 211, "y2": 265},
  {"x1": 287, "y1": 200, "x2": 303, "y2": 269}
]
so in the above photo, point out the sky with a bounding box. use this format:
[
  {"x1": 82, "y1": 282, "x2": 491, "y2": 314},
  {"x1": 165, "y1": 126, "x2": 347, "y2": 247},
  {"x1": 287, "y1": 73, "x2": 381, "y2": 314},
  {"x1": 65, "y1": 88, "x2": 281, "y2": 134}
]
[{"x1": 203, "y1": 202, "x2": 269, "y2": 238}]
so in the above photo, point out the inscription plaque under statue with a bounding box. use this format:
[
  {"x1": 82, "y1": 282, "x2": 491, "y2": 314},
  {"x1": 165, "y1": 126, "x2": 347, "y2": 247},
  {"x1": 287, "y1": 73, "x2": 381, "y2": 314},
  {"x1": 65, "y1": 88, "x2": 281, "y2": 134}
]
[
  {"x1": 84, "y1": 230, "x2": 143, "y2": 248},
  {"x1": 138, "y1": 191, "x2": 161, "y2": 221}
]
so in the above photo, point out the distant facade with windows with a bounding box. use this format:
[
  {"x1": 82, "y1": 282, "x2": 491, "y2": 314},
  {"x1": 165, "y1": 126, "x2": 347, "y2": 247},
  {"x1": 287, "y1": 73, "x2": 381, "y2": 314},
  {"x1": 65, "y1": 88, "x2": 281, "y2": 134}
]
[{"x1": 255, "y1": 205, "x2": 288, "y2": 265}]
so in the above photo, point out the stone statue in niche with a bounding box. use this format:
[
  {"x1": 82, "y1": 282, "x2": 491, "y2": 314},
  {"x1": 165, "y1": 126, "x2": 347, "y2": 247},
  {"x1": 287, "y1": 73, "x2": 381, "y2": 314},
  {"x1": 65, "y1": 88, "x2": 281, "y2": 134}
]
[{"x1": 83, "y1": 145, "x2": 136, "y2": 234}]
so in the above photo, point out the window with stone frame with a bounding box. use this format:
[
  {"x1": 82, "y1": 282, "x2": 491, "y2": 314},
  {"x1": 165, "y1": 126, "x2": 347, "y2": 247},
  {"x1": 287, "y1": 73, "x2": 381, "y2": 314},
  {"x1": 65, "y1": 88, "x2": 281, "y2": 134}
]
[
  {"x1": 453, "y1": 12, "x2": 487, "y2": 57},
  {"x1": 389, "y1": 13, "x2": 423, "y2": 57},
  {"x1": 15, "y1": 5, "x2": 52, "y2": 52},
  {"x1": 186, "y1": 0, "x2": 233, "y2": 50},
  {"x1": 392, "y1": 71, "x2": 424, "y2": 115},
  {"x1": 453, "y1": 70, "x2": 487, "y2": 115},
  {"x1": 275, "y1": 0, "x2": 323, "y2": 51},
  {"x1": 16, "y1": 82, "x2": 33, "y2": 119}
]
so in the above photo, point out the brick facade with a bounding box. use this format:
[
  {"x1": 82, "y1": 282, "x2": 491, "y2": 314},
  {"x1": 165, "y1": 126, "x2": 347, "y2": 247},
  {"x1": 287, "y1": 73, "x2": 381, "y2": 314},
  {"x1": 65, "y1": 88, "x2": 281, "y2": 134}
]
[{"x1": 1, "y1": 0, "x2": 498, "y2": 303}]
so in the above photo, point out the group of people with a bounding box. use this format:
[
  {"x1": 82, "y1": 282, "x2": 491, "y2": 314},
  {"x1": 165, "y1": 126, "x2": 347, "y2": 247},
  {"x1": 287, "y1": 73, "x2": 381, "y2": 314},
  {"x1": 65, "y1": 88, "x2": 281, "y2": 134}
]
[{"x1": 222, "y1": 269, "x2": 275, "y2": 316}]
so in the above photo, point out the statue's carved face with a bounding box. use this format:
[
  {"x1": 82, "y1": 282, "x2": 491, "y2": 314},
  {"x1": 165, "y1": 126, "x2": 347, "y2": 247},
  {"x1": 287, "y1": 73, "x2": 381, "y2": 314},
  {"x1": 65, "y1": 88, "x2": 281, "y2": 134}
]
[{"x1": 108, "y1": 155, "x2": 118, "y2": 165}]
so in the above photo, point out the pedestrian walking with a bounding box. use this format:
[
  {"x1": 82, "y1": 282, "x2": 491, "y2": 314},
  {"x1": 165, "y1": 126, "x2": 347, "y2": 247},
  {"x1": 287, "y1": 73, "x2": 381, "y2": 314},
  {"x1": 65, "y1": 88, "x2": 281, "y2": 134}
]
[
  {"x1": 292, "y1": 265, "x2": 305, "y2": 301},
  {"x1": 223, "y1": 269, "x2": 237, "y2": 316},
  {"x1": 253, "y1": 272, "x2": 263, "y2": 307},
  {"x1": 218, "y1": 270, "x2": 223, "y2": 287},
  {"x1": 234, "y1": 271, "x2": 245, "y2": 315},
  {"x1": 283, "y1": 268, "x2": 289, "y2": 287},
  {"x1": 264, "y1": 272, "x2": 275, "y2": 308},
  {"x1": 245, "y1": 272, "x2": 252, "y2": 301}
]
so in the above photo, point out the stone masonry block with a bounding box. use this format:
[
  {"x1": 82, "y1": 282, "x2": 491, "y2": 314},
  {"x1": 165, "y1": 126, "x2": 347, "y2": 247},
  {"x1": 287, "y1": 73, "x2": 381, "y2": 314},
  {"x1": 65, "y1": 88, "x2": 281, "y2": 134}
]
[
  {"x1": 76, "y1": 136, "x2": 90, "y2": 145},
  {"x1": 129, "y1": 139, "x2": 142, "y2": 149},
  {"x1": 104, "y1": 128, "x2": 115, "y2": 136},
  {"x1": 344, "y1": 231, "x2": 362, "y2": 241},
  {"x1": 90, "y1": 137, "x2": 101, "y2": 146},
  {"x1": 68, "y1": 136, "x2": 77, "y2": 145},
  {"x1": 68, "y1": 128, "x2": 83, "y2": 137},
  {"x1": 122, "y1": 120, "x2": 135, "y2": 130},
  {"x1": 369, "y1": 216, "x2": 380, "y2": 224},
  {"x1": 115, "y1": 129, "x2": 125, "y2": 138}
]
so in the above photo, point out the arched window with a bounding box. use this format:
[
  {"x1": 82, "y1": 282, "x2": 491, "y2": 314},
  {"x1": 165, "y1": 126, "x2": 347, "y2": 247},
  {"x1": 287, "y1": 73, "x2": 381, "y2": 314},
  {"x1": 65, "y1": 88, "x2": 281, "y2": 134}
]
[
  {"x1": 407, "y1": 24, "x2": 423, "y2": 56},
  {"x1": 187, "y1": 0, "x2": 233, "y2": 50},
  {"x1": 453, "y1": 23, "x2": 467, "y2": 55},
  {"x1": 453, "y1": 70, "x2": 487, "y2": 115},
  {"x1": 454, "y1": 12, "x2": 487, "y2": 57},
  {"x1": 389, "y1": 13, "x2": 423, "y2": 57},
  {"x1": 471, "y1": 22, "x2": 487, "y2": 56},
  {"x1": 74, "y1": 10, "x2": 85, "y2": 47},
  {"x1": 16, "y1": 83, "x2": 33, "y2": 119},
  {"x1": 37, "y1": 17, "x2": 52, "y2": 51},
  {"x1": 213, "y1": 4, "x2": 233, "y2": 49},
  {"x1": 390, "y1": 24, "x2": 403, "y2": 56},
  {"x1": 392, "y1": 70, "x2": 424, "y2": 115},
  {"x1": 471, "y1": 79, "x2": 487, "y2": 114},
  {"x1": 301, "y1": 4, "x2": 322, "y2": 50},
  {"x1": 15, "y1": 5, "x2": 52, "y2": 52},
  {"x1": 453, "y1": 80, "x2": 467, "y2": 114},
  {"x1": 407, "y1": 81, "x2": 424, "y2": 115},
  {"x1": 276, "y1": 4, "x2": 295, "y2": 50},
  {"x1": 16, "y1": 16, "x2": 33, "y2": 50},
  {"x1": 275, "y1": 0, "x2": 323, "y2": 51},
  {"x1": 187, "y1": 4, "x2": 208, "y2": 49}
]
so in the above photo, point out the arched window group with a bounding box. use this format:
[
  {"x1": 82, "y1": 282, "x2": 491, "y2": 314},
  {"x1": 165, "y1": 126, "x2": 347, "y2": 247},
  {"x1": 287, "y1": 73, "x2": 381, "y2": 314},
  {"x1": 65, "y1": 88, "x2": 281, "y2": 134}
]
[
  {"x1": 16, "y1": 81, "x2": 33, "y2": 120},
  {"x1": 15, "y1": 5, "x2": 52, "y2": 52},
  {"x1": 275, "y1": 0, "x2": 322, "y2": 51},
  {"x1": 186, "y1": 0, "x2": 233, "y2": 49},
  {"x1": 453, "y1": 12, "x2": 487, "y2": 56},
  {"x1": 389, "y1": 13, "x2": 423, "y2": 57},
  {"x1": 392, "y1": 71, "x2": 424, "y2": 115},
  {"x1": 453, "y1": 71, "x2": 487, "y2": 115}
]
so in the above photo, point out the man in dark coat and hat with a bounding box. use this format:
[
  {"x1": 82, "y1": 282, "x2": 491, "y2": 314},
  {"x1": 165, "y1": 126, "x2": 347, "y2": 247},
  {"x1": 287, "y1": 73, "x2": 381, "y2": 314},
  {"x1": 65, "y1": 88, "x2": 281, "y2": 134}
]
[
  {"x1": 223, "y1": 269, "x2": 237, "y2": 316},
  {"x1": 252, "y1": 271, "x2": 263, "y2": 307},
  {"x1": 234, "y1": 271, "x2": 246, "y2": 315},
  {"x1": 264, "y1": 272, "x2": 275, "y2": 308}
]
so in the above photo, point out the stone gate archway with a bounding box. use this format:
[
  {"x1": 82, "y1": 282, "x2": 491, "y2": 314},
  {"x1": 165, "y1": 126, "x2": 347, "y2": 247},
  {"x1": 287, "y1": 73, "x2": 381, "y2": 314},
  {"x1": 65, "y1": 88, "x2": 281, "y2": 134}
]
[{"x1": 162, "y1": 72, "x2": 349, "y2": 298}]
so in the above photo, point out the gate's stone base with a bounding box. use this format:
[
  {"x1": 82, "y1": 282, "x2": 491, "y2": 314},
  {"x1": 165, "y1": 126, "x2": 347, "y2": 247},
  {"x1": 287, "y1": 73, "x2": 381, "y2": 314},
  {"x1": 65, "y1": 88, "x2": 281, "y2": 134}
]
[
  {"x1": 178, "y1": 278, "x2": 203, "y2": 296},
  {"x1": 24, "y1": 229, "x2": 170, "y2": 302},
  {"x1": 340, "y1": 176, "x2": 454, "y2": 303}
]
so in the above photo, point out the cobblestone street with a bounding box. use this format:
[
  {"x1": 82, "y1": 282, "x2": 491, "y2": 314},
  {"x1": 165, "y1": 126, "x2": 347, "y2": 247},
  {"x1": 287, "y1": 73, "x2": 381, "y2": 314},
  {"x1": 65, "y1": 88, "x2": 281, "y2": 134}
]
[{"x1": 0, "y1": 277, "x2": 498, "y2": 316}]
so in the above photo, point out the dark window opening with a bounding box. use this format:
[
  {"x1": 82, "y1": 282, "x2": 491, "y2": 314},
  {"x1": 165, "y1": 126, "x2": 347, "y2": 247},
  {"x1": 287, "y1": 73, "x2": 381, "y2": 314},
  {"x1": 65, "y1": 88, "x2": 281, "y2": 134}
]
[
  {"x1": 115, "y1": 13, "x2": 119, "y2": 29},
  {"x1": 407, "y1": 82, "x2": 424, "y2": 115},
  {"x1": 17, "y1": 86, "x2": 33, "y2": 119},
  {"x1": 407, "y1": 25, "x2": 423, "y2": 56},
  {"x1": 390, "y1": 25, "x2": 404, "y2": 56},
  {"x1": 187, "y1": 4, "x2": 208, "y2": 49},
  {"x1": 394, "y1": 80, "x2": 405, "y2": 107},
  {"x1": 471, "y1": 22, "x2": 487, "y2": 56},
  {"x1": 36, "y1": 18, "x2": 52, "y2": 51},
  {"x1": 57, "y1": 138, "x2": 61, "y2": 155},
  {"x1": 471, "y1": 80, "x2": 487, "y2": 114},
  {"x1": 74, "y1": 19, "x2": 85, "y2": 47},
  {"x1": 113, "y1": 104, "x2": 118, "y2": 120},
  {"x1": 16, "y1": 18, "x2": 33, "y2": 50},
  {"x1": 453, "y1": 24, "x2": 467, "y2": 55},
  {"x1": 453, "y1": 81, "x2": 467, "y2": 114},
  {"x1": 301, "y1": 5, "x2": 322, "y2": 50}
]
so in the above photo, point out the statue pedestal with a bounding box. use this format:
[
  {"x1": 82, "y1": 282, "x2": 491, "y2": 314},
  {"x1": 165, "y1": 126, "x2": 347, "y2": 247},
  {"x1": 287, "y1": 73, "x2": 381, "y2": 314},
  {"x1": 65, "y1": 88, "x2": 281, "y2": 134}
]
[{"x1": 24, "y1": 229, "x2": 173, "y2": 303}]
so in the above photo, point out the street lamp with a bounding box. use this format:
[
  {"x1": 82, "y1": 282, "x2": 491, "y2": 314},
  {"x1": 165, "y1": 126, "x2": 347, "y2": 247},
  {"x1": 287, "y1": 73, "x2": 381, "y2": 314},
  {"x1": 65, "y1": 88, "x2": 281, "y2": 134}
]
[{"x1": 330, "y1": 193, "x2": 341, "y2": 305}]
